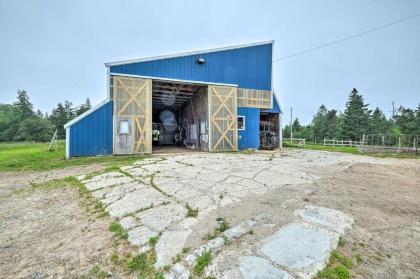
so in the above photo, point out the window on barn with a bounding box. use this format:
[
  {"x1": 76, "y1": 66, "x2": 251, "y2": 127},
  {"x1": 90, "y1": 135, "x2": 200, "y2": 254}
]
[
  {"x1": 237, "y1": 116, "x2": 245, "y2": 130},
  {"x1": 119, "y1": 120, "x2": 130, "y2": 134}
]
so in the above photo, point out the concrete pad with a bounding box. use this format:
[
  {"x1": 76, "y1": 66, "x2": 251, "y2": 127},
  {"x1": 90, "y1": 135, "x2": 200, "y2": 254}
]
[
  {"x1": 84, "y1": 175, "x2": 134, "y2": 191},
  {"x1": 119, "y1": 216, "x2": 139, "y2": 230},
  {"x1": 239, "y1": 256, "x2": 291, "y2": 279},
  {"x1": 135, "y1": 202, "x2": 187, "y2": 232},
  {"x1": 106, "y1": 188, "x2": 170, "y2": 218},
  {"x1": 261, "y1": 222, "x2": 338, "y2": 278},
  {"x1": 128, "y1": 226, "x2": 158, "y2": 246},
  {"x1": 295, "y1": 205, "x2": 354, "y2": 234},
  {"x1": 223, "y1": 220, "x2": 256, "y2": 240},
  {"x1": 165, "y1": 263, "x2": 190, "y2": 279},
  {"x1": 155, "y1": 230, "x2": 191, "y2": 267}
]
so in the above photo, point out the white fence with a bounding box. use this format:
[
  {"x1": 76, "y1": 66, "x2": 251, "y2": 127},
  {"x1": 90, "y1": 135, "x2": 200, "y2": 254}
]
[
  {"x1": 323, "y1": 138, "x2": 366, "y2": 147},
  {"x1": 283, "y1": 138, "x2": 306, "y2": 146}
]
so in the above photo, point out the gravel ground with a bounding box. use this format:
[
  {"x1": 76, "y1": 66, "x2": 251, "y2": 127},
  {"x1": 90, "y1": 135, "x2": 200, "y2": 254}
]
[{"x1": 0, "y1": 150, "x2": 419, "y2": 278}]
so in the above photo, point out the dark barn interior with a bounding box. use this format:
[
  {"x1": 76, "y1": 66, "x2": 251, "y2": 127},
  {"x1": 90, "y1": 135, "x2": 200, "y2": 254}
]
[{"x1": 152, "y1": 80, "x2": 209, "y2": 152}]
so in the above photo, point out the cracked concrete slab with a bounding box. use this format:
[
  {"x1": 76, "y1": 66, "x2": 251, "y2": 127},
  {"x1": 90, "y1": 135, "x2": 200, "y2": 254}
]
[
  {"x1": 128, "y1": 226, "x2": 158, "y2": 246},
  {"x1": 261, "y1": 222, "x2": 339, "y2": 278},
  {"x1": 135, "y1": 202, "x2": 187, "y2": 232},
  {"x1": 295, "y1": 205, "x2": 354, "y2": 234},
  {"x1": 76, "y1": 151, "x2": 368, "y2": 278},
  {"x1": 239, "y1": 256, "x2": 291, "y2": 279}
]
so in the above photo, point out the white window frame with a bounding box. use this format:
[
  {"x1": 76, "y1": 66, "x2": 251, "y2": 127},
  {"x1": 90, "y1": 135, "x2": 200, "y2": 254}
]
[
  {"x1": 119, "y1": 119, "x2": 130, "y2": 135},
  {"x1": 237, "y1": 115, "x2": 245, "y2": 130}
]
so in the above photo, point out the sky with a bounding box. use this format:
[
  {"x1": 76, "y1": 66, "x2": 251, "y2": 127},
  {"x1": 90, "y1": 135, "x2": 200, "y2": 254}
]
[{"x1": 0, "y1": 0, "x2": 419, "y2": 124}]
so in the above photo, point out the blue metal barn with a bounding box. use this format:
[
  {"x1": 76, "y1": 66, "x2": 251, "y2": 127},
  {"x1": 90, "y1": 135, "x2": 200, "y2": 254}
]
[{"x1": 65, "y1": 41, "x2": 282, "y2": 158}]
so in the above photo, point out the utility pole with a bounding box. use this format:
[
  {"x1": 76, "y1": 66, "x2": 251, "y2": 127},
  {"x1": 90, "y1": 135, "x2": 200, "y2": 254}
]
[
  {"x1": 290, "y1": 107, "x2": 293, "y2": 142},
  {"x1": 392, "y1": 101, "x2": 395, "y2": 119}
]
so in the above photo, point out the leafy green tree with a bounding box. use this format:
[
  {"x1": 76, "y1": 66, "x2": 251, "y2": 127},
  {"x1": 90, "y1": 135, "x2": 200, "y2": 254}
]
[
  {"x1": 17, "y1": 117, "x2": 54, "y2": 142},
  {"x1": 341, "y1": 88, "x2": 371, "y2": 140},
  {"x1": 0, "y1": 104, "x2": 21, "y2": 141}
]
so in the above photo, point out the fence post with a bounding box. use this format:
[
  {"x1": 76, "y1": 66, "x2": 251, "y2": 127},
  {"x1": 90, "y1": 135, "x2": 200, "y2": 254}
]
[
  {"x1": 333, "y1": 138, "x2": 335, "y2": 147},
  {"x1": 349, "y1": 139, "x2": 352, "y2": 146},
  {"x1": 398, "y1": 137, "x2": 401, "y2": 148},
  {"x1": 341, "y1": 139, "x2": 344, "y2": 146},
  {"x1": 324, "y1": 138, "x2": 326, "y2": 146}
]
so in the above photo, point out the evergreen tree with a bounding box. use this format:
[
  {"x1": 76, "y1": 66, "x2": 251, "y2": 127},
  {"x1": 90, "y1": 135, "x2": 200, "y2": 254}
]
[
  {"x1": 76, "y1": 98, "x2": 92, "y2": 115},
  {"x1": 370, "y1": 107, "x2": 389, "y2": 135},
  {"x1": 49, "y1": 102, "x2": 70, "y2": 138},
  {"x1": 14, "y1": 90, "x2": 34, "y2": 120},
  {"x1": 393, "y1": 106, "x2": 416, "y2": 135},
  {"x1": 311, "y1": 105, "x2": 328, "y2": 140},
  {"x1": 325, "y1": 109, "x2": 339, "y2": 139},
  {"x1": 341, "y1": 88, "x2": 371, "y2": 140}
]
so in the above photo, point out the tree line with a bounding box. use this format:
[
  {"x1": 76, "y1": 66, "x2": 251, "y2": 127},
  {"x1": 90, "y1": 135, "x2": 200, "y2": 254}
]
[
  {"x1": 283, "y1": 88, "x2": 420, "y2": 142},
  {"x1": 0, "y1": 90, "x2": 91, "y2": 142}
]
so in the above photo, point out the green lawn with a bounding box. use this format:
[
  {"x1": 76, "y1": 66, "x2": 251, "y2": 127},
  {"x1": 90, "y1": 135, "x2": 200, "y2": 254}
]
[
  {"x1": 283, "y1": 142, "x2": 419, "y2": 159},
  {"x1": 0, "y1": 141, "x2": 147, "y2": 172}
]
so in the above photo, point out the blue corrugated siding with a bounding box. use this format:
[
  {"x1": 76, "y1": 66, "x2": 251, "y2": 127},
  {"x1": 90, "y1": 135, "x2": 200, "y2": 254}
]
[
  {"x1": 69, "y1": 101, "x2": 113, "y2": 157},
  {"x1": 110, "y1": 43, "x2": 272, "y2": 91},
  {"x1": 238, "y1": 107, "x2": 260, "y2": 150}
]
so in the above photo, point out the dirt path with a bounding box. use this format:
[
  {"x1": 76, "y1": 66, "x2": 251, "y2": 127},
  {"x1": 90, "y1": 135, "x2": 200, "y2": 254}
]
[{"x1": 0, "y1": 164, "x2": 123, "y2": 278}]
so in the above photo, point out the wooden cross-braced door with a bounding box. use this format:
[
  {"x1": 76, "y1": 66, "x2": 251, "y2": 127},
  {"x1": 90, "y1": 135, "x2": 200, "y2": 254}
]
[
  {"x1": 208, "y1": 85, "x2": 238, "y2": 151},
  {"x1": 113, "y1": 76, "x2": 152, "y2": 154}
]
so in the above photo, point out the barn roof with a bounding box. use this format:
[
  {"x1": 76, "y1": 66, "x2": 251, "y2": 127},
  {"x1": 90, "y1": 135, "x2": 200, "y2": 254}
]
[{"x1": 105, "y1": 40, "x2": 274, "y2": 67}]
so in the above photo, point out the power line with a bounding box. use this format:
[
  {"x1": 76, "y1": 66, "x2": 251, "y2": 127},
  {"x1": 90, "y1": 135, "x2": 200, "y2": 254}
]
[{"x1": 273, "y1": 13, "x2": 420, "y2": 62}]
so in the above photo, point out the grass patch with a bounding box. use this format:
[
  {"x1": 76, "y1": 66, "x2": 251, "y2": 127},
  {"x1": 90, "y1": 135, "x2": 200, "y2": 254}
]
[
  {"x1": 194, "y1": 250, "x2": 212, "y2": 275},
  {"x1": 109, "y1": 222, "x2": 128, "y2": 241},
  {"x1": 283, "y1": 142, "x2": 419, "y2": 159},
  {"x1": 0, "y1": 141, "x2": 147, "y2": 172},
  {"x1": 315, "y1": 249, "x2": 353, "y2": 279},
  {"x1": 186, "y1": 203, "x2": 198, "y2": 217},
  {"x1": 111, "y1": 251, "x2": 163, "y2": 279}
]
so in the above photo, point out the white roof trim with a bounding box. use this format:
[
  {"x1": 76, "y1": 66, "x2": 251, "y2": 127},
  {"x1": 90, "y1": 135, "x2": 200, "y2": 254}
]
[
  {"x1": 273, "y1": 91, "x2": 283, "y2": 113},
  {"x1": 64, "y1": 99, "x2": 111, "y2": 129},
  {"x1": 105, "y1": 40, "x2": 275, "y2": 67},
  {"x1": 110, "y1": 73, "x2": 238, "y2": 87}
]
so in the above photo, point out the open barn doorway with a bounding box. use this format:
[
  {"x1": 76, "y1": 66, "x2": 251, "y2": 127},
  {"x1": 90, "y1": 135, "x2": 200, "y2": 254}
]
[
  {"x1": 152, "y1": 80, "x2": 209, "y2": 153},
  {"x1": 259, "y1": 112, "x2": 280, "y2": 150}
]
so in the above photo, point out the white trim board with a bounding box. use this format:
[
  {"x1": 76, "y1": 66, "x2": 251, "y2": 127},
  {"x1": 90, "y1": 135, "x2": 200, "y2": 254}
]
[
  {"x1": 105, "y1": 40, "x2": 274, "y2": 67},
  {"x1": 109, "y1": 73, "x2": 238, "y2": 87},
  {"x1": 64, "y1": 99, "x2": 111, "y2": 129}
]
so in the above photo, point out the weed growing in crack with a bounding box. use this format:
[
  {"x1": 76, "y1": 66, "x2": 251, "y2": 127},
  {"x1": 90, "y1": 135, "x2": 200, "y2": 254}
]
[
  {"x1": 194, "y1": 250, "x2": 212, "y2": 275},
  {"x1": 149, "y1": 236, "x2": 158, "y2": 247},
  {"x1": 172, "y1": 253, "x2": 182, "y2": 264},
  {"x1": 218, "y1": 219, "x2": 230, "y2": 232},
  {"x1": 109, "y1": 222, "x2": 128, "y2": 241},
  {"x1": 186, "y1": 203, "x2": 198, "y2": 217},
  {"x1": 338, "y1": 237, "x2": 346, "y2": 247}
]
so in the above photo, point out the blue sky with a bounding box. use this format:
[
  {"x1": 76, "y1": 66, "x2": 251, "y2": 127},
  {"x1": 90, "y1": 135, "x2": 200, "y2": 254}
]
[{"x1": 0, "y1": 0, "x2": 419, "y2": 124}]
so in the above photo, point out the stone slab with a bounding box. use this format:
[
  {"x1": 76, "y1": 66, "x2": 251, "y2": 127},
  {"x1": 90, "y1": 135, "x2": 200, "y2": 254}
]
[
  {"x1": 128, "y1": 226, "x2": 158, "y2": 246},
  {"x1": 106, "y1": 188, "x2": 170, "y2": 218},
  {"x1": 135, "y1": 202, "x2": 187, "y2": 232},
  {"x1": 295, "y1": 205, "x2": 354, "y2": 234},
  {"x1": 155, "y1": 230, "x2": 191, "y2": 268},
  {"x1": 261, "y1": 222, "x2": 338, "y2": 277},
  {"x1": 239, "y1": 256, "x2": 291, "y2": 279}
]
